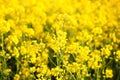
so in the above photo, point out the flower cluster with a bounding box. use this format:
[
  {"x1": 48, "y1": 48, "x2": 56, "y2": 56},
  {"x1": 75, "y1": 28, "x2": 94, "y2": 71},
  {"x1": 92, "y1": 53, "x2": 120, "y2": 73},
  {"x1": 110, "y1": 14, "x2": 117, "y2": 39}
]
[{"x1": 0, "y1": 0, "x2": 120, "y2": 80}]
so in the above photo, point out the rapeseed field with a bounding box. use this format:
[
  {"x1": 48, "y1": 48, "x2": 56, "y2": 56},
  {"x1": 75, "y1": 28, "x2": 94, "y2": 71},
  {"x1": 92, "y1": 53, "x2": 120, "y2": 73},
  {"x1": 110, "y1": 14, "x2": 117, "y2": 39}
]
[{"x1": 0, "y1": 0, "x2": 120, "y2": 80}]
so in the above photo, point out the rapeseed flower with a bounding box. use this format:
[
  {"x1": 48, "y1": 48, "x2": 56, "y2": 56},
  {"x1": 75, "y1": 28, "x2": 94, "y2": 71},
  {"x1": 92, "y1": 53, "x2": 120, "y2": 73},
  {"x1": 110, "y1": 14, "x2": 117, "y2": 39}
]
[
  {"x1": 0, "y1": 0, "x2": 120, "y2": 80},
  {"x1": 105, "y1": 69, "x2": 113, "y2": 78}
]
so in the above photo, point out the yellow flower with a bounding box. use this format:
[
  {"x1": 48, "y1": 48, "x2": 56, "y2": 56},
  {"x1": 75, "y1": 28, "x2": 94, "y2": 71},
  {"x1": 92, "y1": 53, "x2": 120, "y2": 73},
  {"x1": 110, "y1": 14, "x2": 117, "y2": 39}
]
[
  {"x1": 67, "y1": 62, "x2": 80, "y2": 73},
  {"x1": 0, "y1": 0, "x2": 120, "y2": 79},
  {"x1": 105, "y1": 69, "x2": 113, "y2": 78},
  {"x1": 30, "y1": 55, "x2": 37, "y2": 63},
  {"x1": 21, "y1": 68, "x2": 30, "y2": 78},
  {"x1": 51, "y1": 66, "x2": 63, "y2": 77},
  {"x1": 0, "y1": 19, "x2": 10, "y2": 33},
  {"x1": 92, "y1": 27, "x2": 103, "y2": 35},
  {"x1": 13, "y1": 47, "x2": 19, "y2": 58},
  {"x1": 14, "y1": 74, "x2": 20, "y2": 80},
  {"x1": 42, "y1": 50, "x2": 48, "y2": 62},
  {"x1": 115, "y1": 50, "x2": 120, "y2": 61},
  {"x1": 3, "y1": 69, "x2": 11, "y2": 75},
  {"x1": 9, "y1": 35, "x2": 19, "y2": 45},
  {"x1": 101, "y1": 47, "x2": 111, "y2": 58},
  {"x1": 65, "y1": 42, "x2": 79, "y2": 54},
  {"x1": 20, "y1": 46, "x2": 27, "y2": 55},
  {"x1": 19, "y1": 0, "x2": 36, "y2": 7},
  {"x1": 30, "y1": 67, "x2": 36, "y2": 73}
]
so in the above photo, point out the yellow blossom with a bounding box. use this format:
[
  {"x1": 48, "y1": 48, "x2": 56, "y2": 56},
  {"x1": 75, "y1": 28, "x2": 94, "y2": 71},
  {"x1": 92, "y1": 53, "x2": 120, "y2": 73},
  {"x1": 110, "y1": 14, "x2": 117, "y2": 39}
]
[
  {"x1": 105, "y1": 69, "x2": 113, "y2": 78},
  {"x1": 14, "y1": 74, "x2": 20, "y2": 80}
]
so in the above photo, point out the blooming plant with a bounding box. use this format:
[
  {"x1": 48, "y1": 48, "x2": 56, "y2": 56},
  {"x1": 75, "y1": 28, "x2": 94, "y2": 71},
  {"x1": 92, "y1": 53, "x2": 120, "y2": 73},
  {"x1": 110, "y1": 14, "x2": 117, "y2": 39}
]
[{"x1": 0, "y1": 0, "x2": 120, "y2": 80}]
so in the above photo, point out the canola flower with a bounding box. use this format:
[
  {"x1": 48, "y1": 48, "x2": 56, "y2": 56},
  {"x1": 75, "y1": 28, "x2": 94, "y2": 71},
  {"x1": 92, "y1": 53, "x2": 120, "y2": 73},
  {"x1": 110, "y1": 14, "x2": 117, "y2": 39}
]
[{"x1": 0, "y1": 0, "x2": 120, "y2": 80}]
